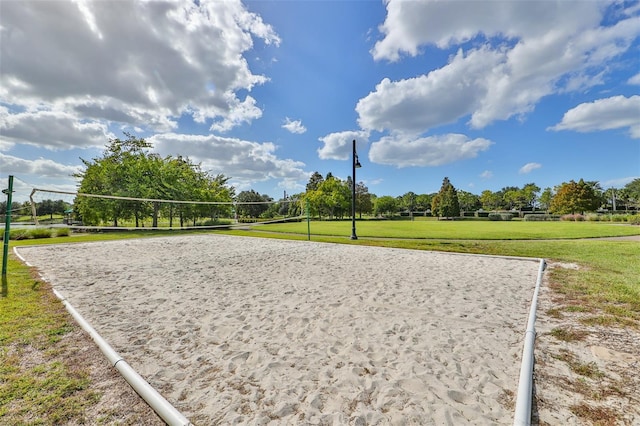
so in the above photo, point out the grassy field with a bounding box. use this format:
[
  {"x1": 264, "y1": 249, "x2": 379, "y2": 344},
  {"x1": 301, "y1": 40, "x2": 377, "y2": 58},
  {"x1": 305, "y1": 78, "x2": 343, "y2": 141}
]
[
  {"x1": 256, "y1": 219, "x2": 640, "y2": 239},
  {"x1": 0, "y1": 255, "x2": 100, "y2": 423},
  {"x1": 1, "y1": 221, "x2": 638, "y2": 423}
]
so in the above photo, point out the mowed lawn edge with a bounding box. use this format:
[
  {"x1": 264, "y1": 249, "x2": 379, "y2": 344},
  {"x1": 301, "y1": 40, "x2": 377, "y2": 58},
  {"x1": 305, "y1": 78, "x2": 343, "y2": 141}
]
[{"x1": 255, "y1": 219, "x2": 640, "y2": 240}]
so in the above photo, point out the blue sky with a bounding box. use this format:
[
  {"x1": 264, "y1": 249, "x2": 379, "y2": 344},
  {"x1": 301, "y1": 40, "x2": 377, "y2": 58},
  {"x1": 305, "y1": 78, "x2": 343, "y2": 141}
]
[{"x1": 1, "y1": 0, "x2": 639, "y2": 203}]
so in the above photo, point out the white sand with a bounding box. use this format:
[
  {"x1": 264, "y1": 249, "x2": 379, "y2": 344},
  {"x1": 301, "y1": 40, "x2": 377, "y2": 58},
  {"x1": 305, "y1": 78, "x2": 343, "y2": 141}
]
[{"x1": 17, "y1": 234, "x2": 540, "y2": 424}]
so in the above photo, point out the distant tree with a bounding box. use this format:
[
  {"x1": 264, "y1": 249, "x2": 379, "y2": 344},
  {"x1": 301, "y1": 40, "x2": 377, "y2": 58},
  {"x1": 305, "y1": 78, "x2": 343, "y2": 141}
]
[
  {"x1": 276, "y1": 192, "x2": 302, "y2": 217},
  {"x1": 538, "y1": 187, "x2": 554, "y2": 212},
  {"x1": 585, "y1": 180, "x2": 606, "y2": 209},
  {"x1": 305, "y1": 176, "x2": 349, "y2": 219},
  {"x1": 432, "y1": 177, "x2": 460, "y2": 219},
  {"x1": 457, "y1": 190, "x2": 480, "y2": 212},
  {"x1": 498, "y1": 186, "x2": 520, "y2": 210},
  {"x1": 306, "y1": 171, "x2": 324, "y2": 191},
  {"x1": 480, "y1": 190, "x2": 501, "y2": 211},
  {"x1": 236, "y1": 190, "x2": 272, "y2": 218},
  {"x1": 38, "y1": 199, "x2": 54, "y2": 219},
  {"x1": 521, "y1": 183, "x2": 541, "y2": 210},
  {"x1": 355, "y1": 182, "x2": 373, "y2": 218},
  {"x1": 374, "y1": 195, "x2": 398, "y2": 216},
  {"x1": 624, "y1": 178, "x2": 640, "y2": 209},
  {"x1": 415, "y1": 194, "x2": 433, "y2": 213},
  {"x1": 550, "y1": 179, "x2": 601, "y2": 214},
  {"x1": 37, "y1": 199, "x2": 69, "y2": 220},
  {"x1": 399, "y1": 191, "x2": 417, "y2": 219},
  {"x1": 616, "y1": 188, "x2": 630, "y2": 211},
  {"x1": 0, "y1": 201, "x2": 23, "y2": 217},
  {"x1": 502, "y1": 184, "x2": 540, "y2": 214}
]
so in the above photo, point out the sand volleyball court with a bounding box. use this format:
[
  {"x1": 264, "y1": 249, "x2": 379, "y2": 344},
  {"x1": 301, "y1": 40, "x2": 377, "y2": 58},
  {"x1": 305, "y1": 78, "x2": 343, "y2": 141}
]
[{"x1": 17, "y1": 234, "x2": 540, "y2": 424}]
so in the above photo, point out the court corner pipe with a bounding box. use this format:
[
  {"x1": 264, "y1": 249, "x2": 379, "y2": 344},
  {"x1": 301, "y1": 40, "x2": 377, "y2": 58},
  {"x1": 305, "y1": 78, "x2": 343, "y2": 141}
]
[
  {"x1": 513, "y1": 258, "x2": 546, "y2": 426},
  {"x1": 51, "y1": 288, "x2": 193, "y2": 426}
]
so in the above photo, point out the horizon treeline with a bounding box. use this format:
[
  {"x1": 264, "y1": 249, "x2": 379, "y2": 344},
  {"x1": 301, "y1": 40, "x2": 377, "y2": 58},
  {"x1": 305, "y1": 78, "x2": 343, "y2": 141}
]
[{"x1": 3, "y1": 136, "x2": 639, "y2": 224}]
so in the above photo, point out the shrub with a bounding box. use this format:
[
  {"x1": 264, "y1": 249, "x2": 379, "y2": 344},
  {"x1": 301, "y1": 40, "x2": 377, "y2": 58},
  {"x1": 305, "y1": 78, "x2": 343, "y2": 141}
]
[
  {"x1": 1, "y1": 227, "x2": 54, "y2": 240},
  {"x1": 586, "y1": 214, "x2": 600, "y2": 222},
  {"x1": 561, "y1": 214, "x2": 585, "y2": 221},
  {"x1": 488, "y1": 212, "x2": 513, "y2": 221},
  {"x1": 629, "y1": 215, "x2": 640, "y2": 225},
  {"x1": 55, "y1": 227, "x2": 70, "y2": 237},
  {"x1": 8, "y1": 229, "x2": 30, "y2": 240},
  {"x1": 523, "y1": 214, "x2": 561, "y2": 221},
  {"x1": 611, "y1": 215, "x2": 626, "y2": 222},
  {"x1": 28, "y1": 228, "x2": 54, "y2": 239}
]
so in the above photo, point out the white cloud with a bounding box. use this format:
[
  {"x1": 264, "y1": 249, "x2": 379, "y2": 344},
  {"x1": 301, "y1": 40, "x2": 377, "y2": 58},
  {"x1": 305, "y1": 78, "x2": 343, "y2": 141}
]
[
  {"x1": 629, "y1": 73, "x2": 640, "y2": 85},
  {"x1": 362, "y1": 1, "x2": 640, "y2": 134},
  {"x1": 0, "y1": 153, "x2": 81, "y2": 178},
  {"x1": 209, "y1": 96, "x2": 263, "y2": 133},
  {"x1": 372, "y1": 0, "x2": 600, "y2": 61},
  {"x1": 480, "y1": 170, "x2": 493, "y2": 179},
  {"x1": 519, "y1": 162, "x2": 542, "y2": 174},
  {"x1": 148, "y1": 133, "x2": 307, "y2": 188},
  {"x1": 0, "y1": 108, "x2": 112, "y2": 150},
  {"x1": 282, "y1": 117, "x2": 307, "y2": 134},
  {"x1": 0, "y1": 139, "x2": 15, "y2": 151},
  {"x1": 601, "y1": 176, "x2": 640, "y2": 188},
  {"x1": 317, "y1": 131, "x2": 370, "y2": 160},
  {"x1": 550, "y1": 95, "x2": 640, "y2": 138},
  {"x1": 0, "y1": 0, "x2": 279, "y2": 136},
  {"x1": 357, "y1": 48, "x2": 500, "y2": 135},
  {"x1": 369, "y1": 134, "x2": 492, "y2": 168}
]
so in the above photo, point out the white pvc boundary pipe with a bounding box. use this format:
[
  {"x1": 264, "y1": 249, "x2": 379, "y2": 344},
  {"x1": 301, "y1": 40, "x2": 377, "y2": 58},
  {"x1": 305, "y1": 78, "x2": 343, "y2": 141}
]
[
  {"x1": 513, "y1": 258, "x2": 546, "y2": 426},
  {"x1": 14, "y1": 248, "x2": 192, "y2": 426}
]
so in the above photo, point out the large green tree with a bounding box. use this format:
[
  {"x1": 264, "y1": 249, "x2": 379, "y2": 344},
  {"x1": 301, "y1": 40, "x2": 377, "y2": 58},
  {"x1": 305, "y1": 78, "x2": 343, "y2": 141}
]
[
  {"x1": 480, "y1": 190, "x2": 501, "y2": 211},
  {"x1": 37, "y1": 199, "x2": 70, "y2": 220},
  {"x1": 415, "y1": 194, "x2": 433, "y2": 213},
  {"x1": 75, "y1": 135, "x2": 233, "y2": 227},
  {"x1": 236, "y1": 190, "x2": 272, "y2": 218},
  {"x1": 432, "y1": 177, "x2": 460, "y2": 219},
  {"x1": 549, "y1": 179, "x2": 601, "y2": 214},
  {"x1": 305, "y1": 176, "x2": 350, "y2": 219},
  {"x1": 374, "y1": 195, "x2": 398, "y2": 216},
  {"x1": 538, "y1": 187, "x2": 554, "y2": 212},
  {"x1": 521, "y1": 183, "x2": 541, "y2": 210},
  {"x1": 623, "y1": 178, "x2": 640, "y2": 210},
  {"x1": 457, "y1": 190, "x2": 480, "y2": 212},
  {"x1": 355, "y1": 182, "x2": 373, "y2": 218},
  {"x1": 399, "y1": 191, "x2": 417, "y2": 219},
  {"x1": 306, "y1": 172, "x2": 324, "y2": 191}
]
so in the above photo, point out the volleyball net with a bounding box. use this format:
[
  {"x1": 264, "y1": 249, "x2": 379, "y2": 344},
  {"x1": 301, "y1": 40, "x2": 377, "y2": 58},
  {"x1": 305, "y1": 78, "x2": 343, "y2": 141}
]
[{"x1": 29, "y1": 188, "x2": 305, "y2": 231}]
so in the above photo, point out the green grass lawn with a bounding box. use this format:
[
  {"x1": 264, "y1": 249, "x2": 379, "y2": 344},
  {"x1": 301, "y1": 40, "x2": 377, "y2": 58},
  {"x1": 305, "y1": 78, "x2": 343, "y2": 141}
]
[
  {"x1": 256, "y1": 219, "x2": 640, "y2": 239},
  {"x1": 1, "y1": 223, "x2": 638, "y2": 423},
  {"x1": 0, "y1": 256, "x2": 100, "y2": 423}
]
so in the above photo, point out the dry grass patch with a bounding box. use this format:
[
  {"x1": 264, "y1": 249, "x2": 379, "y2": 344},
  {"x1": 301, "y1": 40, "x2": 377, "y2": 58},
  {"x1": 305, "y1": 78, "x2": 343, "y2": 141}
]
[
  {"x1": 569, "y1": 403, "x2": 618, "y2": 426},
  {"x1": 549, "y1": 326, "x2": 587, "y2": 342}
]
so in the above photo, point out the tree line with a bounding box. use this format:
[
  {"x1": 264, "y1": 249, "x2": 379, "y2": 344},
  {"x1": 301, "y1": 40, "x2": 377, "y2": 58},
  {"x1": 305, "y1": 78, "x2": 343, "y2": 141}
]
[
  {"x1": 5, "y1": 135, "x2": 638, "y2": 226},
  {"x1": 295, "y1": 173, "x2": 639, "y2": 219}
]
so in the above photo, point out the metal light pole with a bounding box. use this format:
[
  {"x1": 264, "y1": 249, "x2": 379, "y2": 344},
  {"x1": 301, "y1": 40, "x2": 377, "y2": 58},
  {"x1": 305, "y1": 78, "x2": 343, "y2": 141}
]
[{"x1": 350, "y1": 139, "x2": 361, "y2": 240}]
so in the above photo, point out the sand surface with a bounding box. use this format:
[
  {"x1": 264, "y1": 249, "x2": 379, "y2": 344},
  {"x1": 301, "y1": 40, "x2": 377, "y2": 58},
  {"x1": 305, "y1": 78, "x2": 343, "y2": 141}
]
[{"x1": 17, "y1": 234, "x2": 540, "y2": 424}]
